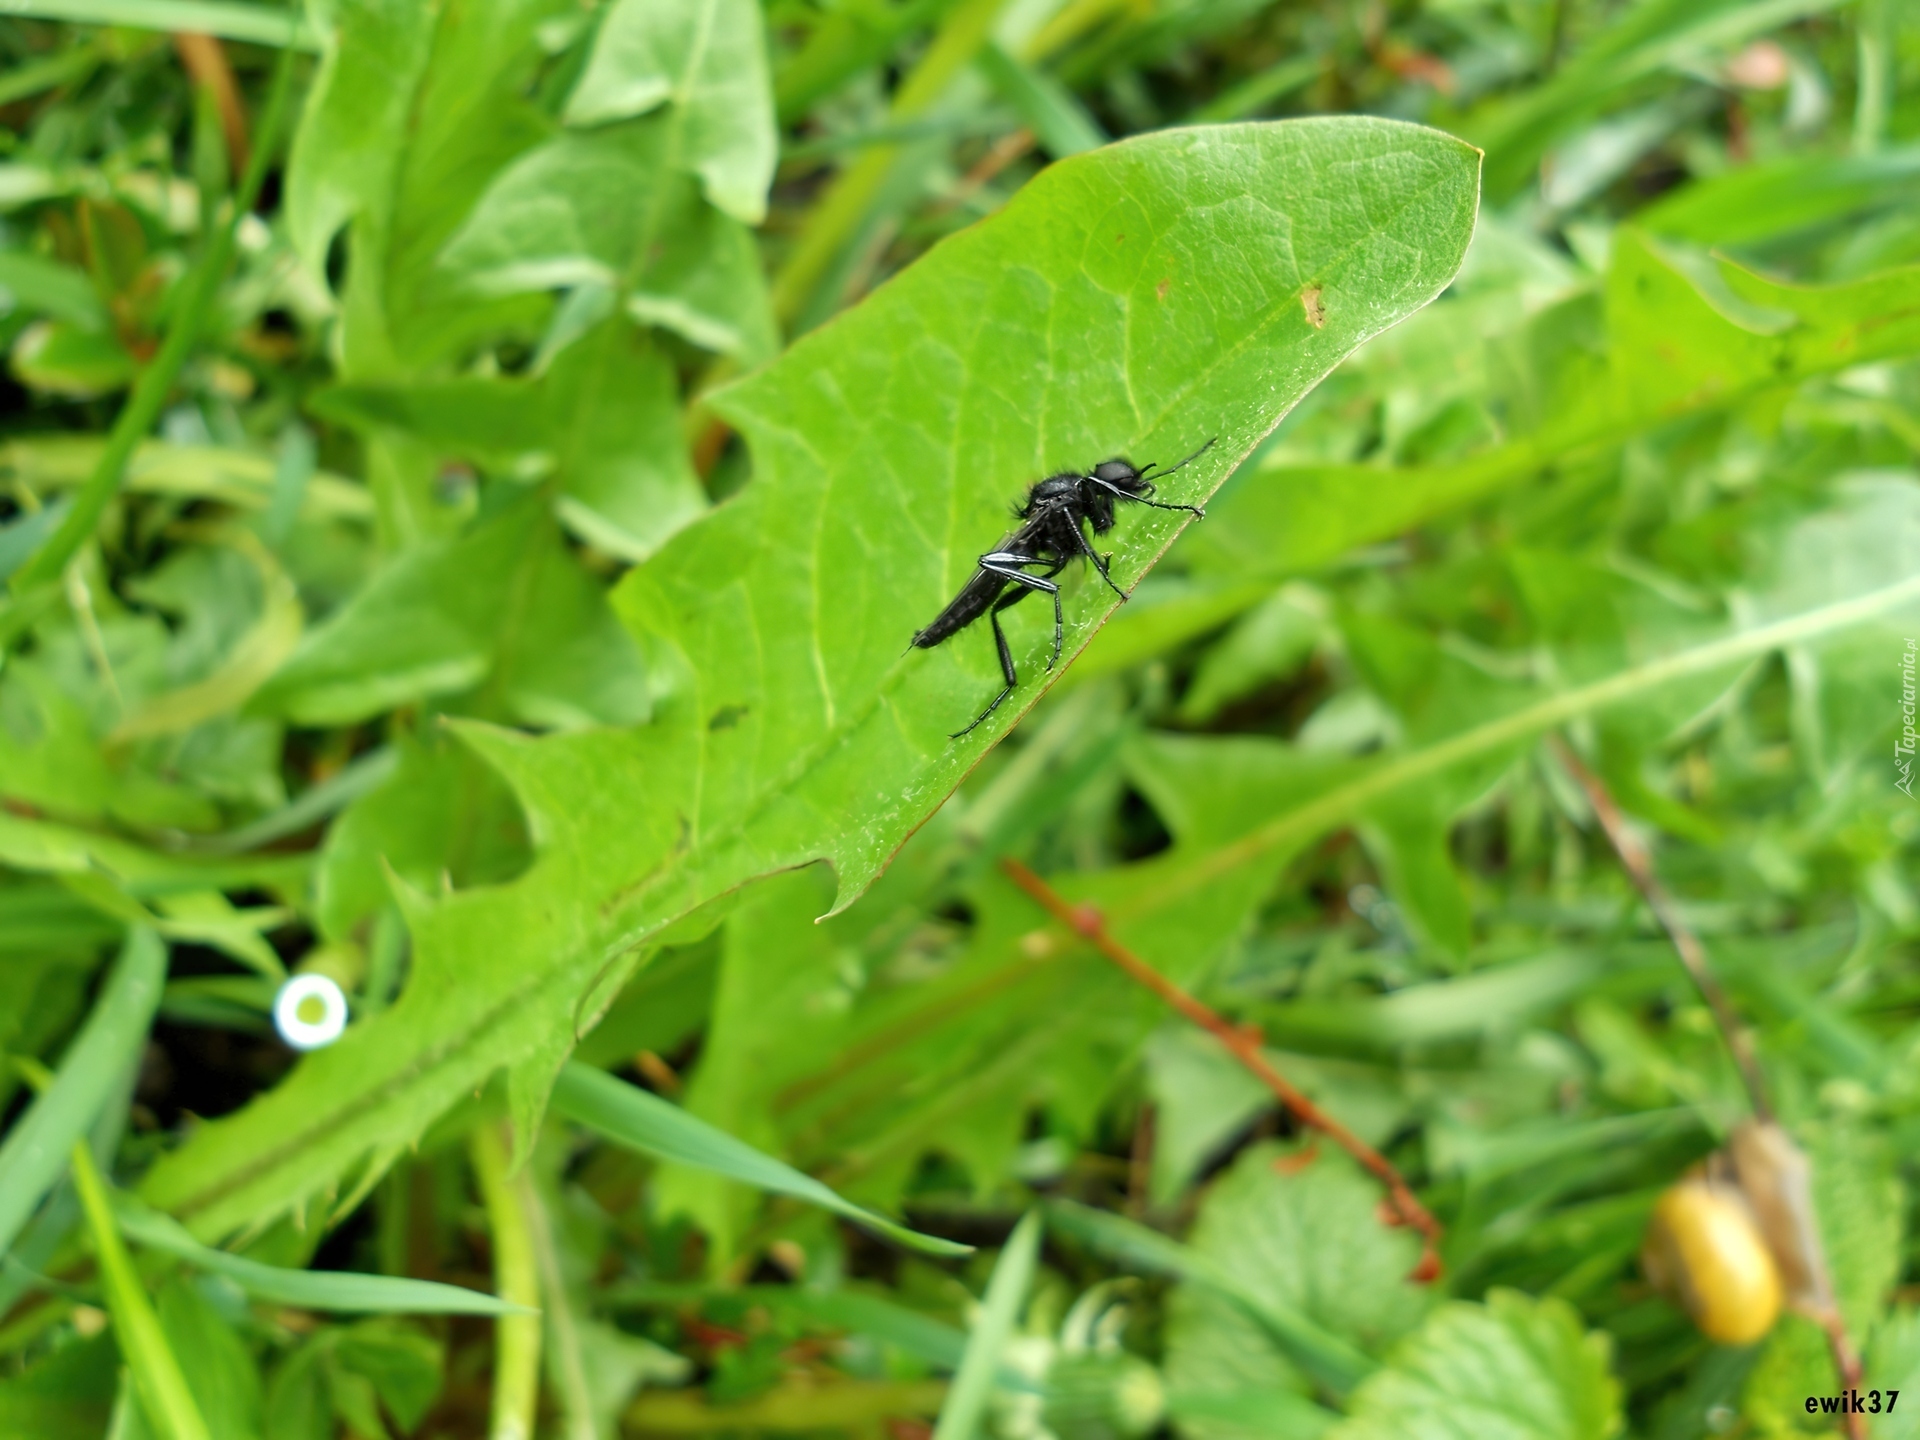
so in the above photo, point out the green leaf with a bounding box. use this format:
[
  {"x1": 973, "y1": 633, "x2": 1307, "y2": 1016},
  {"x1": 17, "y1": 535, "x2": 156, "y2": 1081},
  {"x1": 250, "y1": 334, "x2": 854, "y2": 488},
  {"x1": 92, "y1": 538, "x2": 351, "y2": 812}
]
[
  {"x1": 0, "y1": 1336, "x2": 115, "y2": 1440},
  {"x1": 311, "y1": 318, "x2": 708, "y2": 560},
  {"x1": 0, "y1": 251, "x2": 108, "y2": 329},
  {"x1": 933, "y1": 1210, "x2": 1042, "y2": 1440},
  {"x1": 0, "y1": 926, "x2": 163, "y2": 1257},
  {"x1": 113, "y1": 1194, "x2": 534, "y2": 1316},
  {"x1": 548, "y1": 1061, "x2": 971, "y2": 1257},
  {"x1": 1807, "y1": 1122, "x2": 1905, "y2": 1340},
  {"x1": 109, "y1": 538, "x2": 305, "y2": 744},
  {"x1": 1173, "y1": 586, "x2": 1323, "y2": 724},
  {"x1": 1164, "y1": 1142, "x2": 1431, "y2": 1416},
  {"x1": 287, "y1": 0, "x2": 564, "y2": 383},
  {"x1": 564, "y1": 0, "x2": 776, "y2": 225},
  {"x1": 284, "y1": 0, "x2": 438, "y2": 281},
  {"x1": 0, "y1": 655, "x2": 219, "y2": 832},
  {"x1": 253, "y1": 493, "x2": 649, "y2": 728},
  {"x1": 1047, "y1": 1198, "x2": 1376, "y2": 1396},
  {"x1": 333, "y1": 1321, "x2": 445, "y2": 1434},
  {"x1": 649, "y1": 864, "x2": 850, "y2": 1256},
  {"x1": 314, "y1": 733, "x2": 529, "y2": 945},
  {"x1": 1325, "y1": 1291, "x2": 1622, "y2": 1440},
  {"x1": 760, "y1": 747, "x2": 1346, "y2": 1206},
  {"x1": 1867, "y1": 1308, "x2": 1920, "y2": 1440},
  {"x1": 438, "y1": 118, "x2": 777, "y2": 361},
  {"x1": 1144, "y1": 1029, "x2": 1272, "y2": 1203},
  {"x1": 9, "y1": 320, "x2": 135, "y2": 398},
  {"x1": 139, "y1": 118, "x2": 1479, "y2": 1240}
]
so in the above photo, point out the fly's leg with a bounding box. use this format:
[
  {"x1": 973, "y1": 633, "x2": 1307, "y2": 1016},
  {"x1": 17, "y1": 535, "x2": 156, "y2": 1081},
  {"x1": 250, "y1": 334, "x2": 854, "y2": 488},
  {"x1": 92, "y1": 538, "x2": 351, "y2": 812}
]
[
  {"x1": 1088, "y1": 475, "x2": 1206, "y2": 519},
  {"x1": 1066, "y1": 521, "x2": 1128, "y2": 602},
  {"x1": 950, "y1": 597, "x2": 1020, "y2": 739},
  {"x1": 979, "y1": 552, "x2": 1065, "y2": 669},
  {"x1": 951, "y1": 555, "x2": 1061, "y2": 738}
]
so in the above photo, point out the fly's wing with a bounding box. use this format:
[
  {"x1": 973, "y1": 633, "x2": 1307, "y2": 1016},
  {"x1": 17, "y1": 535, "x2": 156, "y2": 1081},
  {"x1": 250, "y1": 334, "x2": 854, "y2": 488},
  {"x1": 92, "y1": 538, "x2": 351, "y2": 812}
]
[
  {"x1": 913, "y1": 523, "x2": 1043, "y2": 649},
  {"x1": 912, "y1": 563, "x2": 1012, "y2": 649}
]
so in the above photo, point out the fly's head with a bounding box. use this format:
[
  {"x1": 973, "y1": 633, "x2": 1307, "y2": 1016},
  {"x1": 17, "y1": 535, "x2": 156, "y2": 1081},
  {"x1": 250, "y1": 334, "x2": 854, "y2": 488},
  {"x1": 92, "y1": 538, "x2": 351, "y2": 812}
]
[
  {"x1": 1090, "y1": 458, "x2": 1148, "y2": 494},
  {"x1": 1084, "y1": 459, "x2": 1147, "y2": 532}
]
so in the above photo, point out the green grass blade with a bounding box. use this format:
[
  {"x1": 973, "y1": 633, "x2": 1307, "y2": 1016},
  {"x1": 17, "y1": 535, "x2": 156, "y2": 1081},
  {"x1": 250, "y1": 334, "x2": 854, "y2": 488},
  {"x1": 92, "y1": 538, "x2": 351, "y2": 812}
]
[
  {"x1": 0, "y1": 926, "x2": 165, "y2": 1257},
  {"x1": 932, "y1": 1210, "x2": 1042, "y2": 1440},
  {"x1": 111, "y1": 1195, "x2": 532, "y2": 1315},
  {"x1": 550, "y1": 1063, "x2": 972, "y2": 1257},
  {"x1": 978, "y1": 43, "x2": 1106, "y2": 156},
  {"x1": 2, "y1": 0, "x2": 319, "y2": 48},
  {"x1": 70, "y1": 1143, "x2": 210, "y2": 1440},
  {"x1": 174, "y1": 746, "x2": 398, "y2": 855}
]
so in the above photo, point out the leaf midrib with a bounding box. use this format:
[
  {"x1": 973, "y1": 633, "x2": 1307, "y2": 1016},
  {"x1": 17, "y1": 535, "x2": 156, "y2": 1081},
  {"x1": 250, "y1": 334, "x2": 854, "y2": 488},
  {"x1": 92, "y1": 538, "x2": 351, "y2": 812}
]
[{"x1": 1120, "y1": 570, "x2": 1920, "y2": 920}]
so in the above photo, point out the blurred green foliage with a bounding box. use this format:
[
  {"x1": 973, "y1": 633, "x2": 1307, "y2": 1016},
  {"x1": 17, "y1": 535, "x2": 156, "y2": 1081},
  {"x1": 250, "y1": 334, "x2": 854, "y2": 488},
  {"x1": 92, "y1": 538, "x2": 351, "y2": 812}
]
[{"x1": 1, "y1": 1, "x2": 1919, "y2": 1438}]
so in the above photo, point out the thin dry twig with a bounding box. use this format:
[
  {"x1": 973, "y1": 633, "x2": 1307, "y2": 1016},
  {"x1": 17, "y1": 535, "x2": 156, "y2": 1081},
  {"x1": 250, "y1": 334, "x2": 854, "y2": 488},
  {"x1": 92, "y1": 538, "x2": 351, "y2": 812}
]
[
  {"x1": 172, "y1": 33, "x2": 250, "y2": 177},
  {"x1": 1549, "y1": 738, "x2": 1771, "y2": 1121},
  {"x1": 932, "y1": 127, "x2": 1036, "y2": 216},
  {"x1": 1553, "y1": 738, "x2": 1866, "y2": 1437},
  {"x1": 1821, "y1": 1312, "x2": 1868, "y2": 1438},
  {"x1": 998, "y1": 856, "x2": 1444, "y2": 1280}
]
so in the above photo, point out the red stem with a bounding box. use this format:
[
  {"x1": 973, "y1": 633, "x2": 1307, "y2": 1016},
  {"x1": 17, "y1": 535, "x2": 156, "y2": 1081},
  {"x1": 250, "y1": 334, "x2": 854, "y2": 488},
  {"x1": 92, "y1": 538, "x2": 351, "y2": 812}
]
[{"x1": 998, "y1": 856, "x2": 1443, "y2": 1280}]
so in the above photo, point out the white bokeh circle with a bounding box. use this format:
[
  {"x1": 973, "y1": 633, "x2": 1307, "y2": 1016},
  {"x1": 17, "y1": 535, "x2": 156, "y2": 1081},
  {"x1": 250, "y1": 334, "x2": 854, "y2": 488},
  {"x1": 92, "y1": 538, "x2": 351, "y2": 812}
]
[{"x1": 274, "y1": 973, "x2": 349, "y2": 1050}]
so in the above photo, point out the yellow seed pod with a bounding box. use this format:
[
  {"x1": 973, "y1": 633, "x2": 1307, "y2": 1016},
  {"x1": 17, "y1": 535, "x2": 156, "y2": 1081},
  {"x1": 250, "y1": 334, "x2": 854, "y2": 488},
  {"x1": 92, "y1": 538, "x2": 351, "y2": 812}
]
[{"x1": 1642, "y1": 1178, "x2": 1784, "y2": 1345}]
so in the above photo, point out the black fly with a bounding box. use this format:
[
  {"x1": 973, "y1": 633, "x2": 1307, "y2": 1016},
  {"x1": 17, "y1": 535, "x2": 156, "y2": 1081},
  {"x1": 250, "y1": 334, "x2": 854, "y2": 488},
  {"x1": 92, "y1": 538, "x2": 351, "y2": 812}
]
[{"x1": 913, "y1": 437, "x2": 1216, "y2": 737}]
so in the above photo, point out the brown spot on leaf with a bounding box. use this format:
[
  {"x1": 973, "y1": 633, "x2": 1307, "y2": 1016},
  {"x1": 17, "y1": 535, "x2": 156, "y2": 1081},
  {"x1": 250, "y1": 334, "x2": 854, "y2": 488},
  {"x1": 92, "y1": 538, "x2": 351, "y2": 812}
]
[
  {"x1": 1301, "y1": 286, "x2": 1326, "y2": 328},
  {"x1": 1273, "y1": 1142, "x2": 1320, "y2": 1176},
  {"x1": 1156, "y1": 276, "x2": 1171, "y2": 302}
]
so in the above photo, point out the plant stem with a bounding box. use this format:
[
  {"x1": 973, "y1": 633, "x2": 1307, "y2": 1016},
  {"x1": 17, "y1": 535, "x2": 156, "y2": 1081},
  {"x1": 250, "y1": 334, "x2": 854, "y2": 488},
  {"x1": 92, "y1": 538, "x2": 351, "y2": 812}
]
[
  {"x1": 71, "y1": 1142, "x2": 211, "y2": 1440},
  {"x1": 516, "y1": 1164, "x2": 595, "y2": 1440},
  {"x1": 998, "y1": 856, "x2": 1444, "y2": 1280},
  {"x1": 0, "y1": 927, "x2": 167, "y2": 1257},
  {"x1": 1549, "y1": 738, "x2": 1772, "y2": 1121},
  {"x1": 10, "y1": 38, "x2": 297, "y2": 593},
  {"x1": 471, "y1": 1122, "x2": 543, "y2": 1440}
]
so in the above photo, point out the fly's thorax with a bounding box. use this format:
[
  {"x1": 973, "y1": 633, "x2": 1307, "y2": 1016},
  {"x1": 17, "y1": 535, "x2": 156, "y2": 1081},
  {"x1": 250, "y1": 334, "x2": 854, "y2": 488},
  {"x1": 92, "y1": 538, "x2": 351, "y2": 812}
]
[
  {"x1": 1084, "y1": 485, "x2": 1118, "y2": 532},
  {"x1": 1028, "y1": 474, "x2": 1084, "y2": 509}
]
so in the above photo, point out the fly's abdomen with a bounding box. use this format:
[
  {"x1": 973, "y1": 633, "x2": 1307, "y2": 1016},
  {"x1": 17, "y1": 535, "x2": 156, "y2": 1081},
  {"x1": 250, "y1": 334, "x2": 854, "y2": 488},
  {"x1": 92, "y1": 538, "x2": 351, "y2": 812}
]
[{"x1": 913, "y1": 569, "x2": 1007, "y2": 648}]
